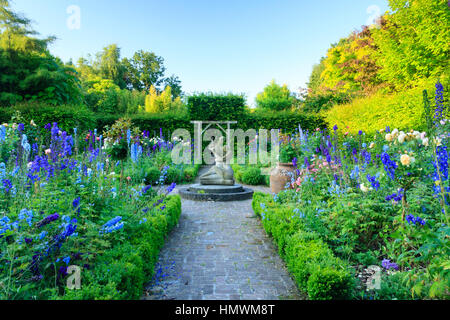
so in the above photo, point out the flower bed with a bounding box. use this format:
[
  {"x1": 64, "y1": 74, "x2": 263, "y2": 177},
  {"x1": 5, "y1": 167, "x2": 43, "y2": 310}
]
[
  {"x1": 252, "y1": 84, "x2": 449, "y2": 300},
  {"x1": 0, "y1": 117, "x2": 187, "y2": 300}
]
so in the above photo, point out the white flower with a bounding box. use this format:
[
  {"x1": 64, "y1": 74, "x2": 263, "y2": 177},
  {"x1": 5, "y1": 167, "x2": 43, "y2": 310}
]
[
  {"x1": 421, "y1": 137, "x2": 429, "y2": 147},
  {"x1": 391, "y1": 128, "x2": 399, "y2": 137},
  {"x1": 398, "y1": 133, "x2": 407, "y2": 144},
  {"x1": 360, "y1": 183, "x2": 370, "y2": 193},
  {"x1": 385, "y1": 134, "x2": 393, "y2": 142},
  {"x1": 420, "y1": 132, "x2": 427, "y2": 140}
]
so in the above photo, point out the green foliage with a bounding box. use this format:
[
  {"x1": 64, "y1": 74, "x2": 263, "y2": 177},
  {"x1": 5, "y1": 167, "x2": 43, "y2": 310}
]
[
  {"x1": 371, "y1": 0, "x2": 450, "y2": 89},
  {"x1": 188, "y1": 93, "x2": 245, "y2": 121},
  {"x1": 255, "y1": 80, "x2": 296, "y2": 111},
  {"x1": 0, "y1": 102, "x2": 95, "y2": 134},
  {"x1": 122, "y1": 50, "x2": 166, "y2": 91},
  {"x1": 307, "y1": 267, "x2": 353, "y2": 300},
  {"x1": 144, "y1": 167, "x2": 161, "y2": 185},
  {"x1": 0, "y1": 1, "x2": 82, "y2": 107},
  {"x1": 183, "y1": 165, "x2": 200, "y2": 183},
  {"x1": 252, "y1": 193, "x2": 354, "y2": 300},
  {"x1": 143, "y1": 85, "x2": 185, "y2": 114},
  {"x1": 241, "y1": 167, "x2": 263, "y2": 185},
  {"x1": 302, "y1": 91, "x2": 353, "y2": 114},
  {"x1": 325, "y1": 79, "x2": 438, "y2": 134},
  {"x1": 109, "y1": 138, "x2": 129, "y2": 161}
]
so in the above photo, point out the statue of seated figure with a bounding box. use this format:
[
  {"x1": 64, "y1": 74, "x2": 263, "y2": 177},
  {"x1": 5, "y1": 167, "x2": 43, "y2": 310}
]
[{"x1": 200, "y1": 137, "x2": 235, "y2": 186}]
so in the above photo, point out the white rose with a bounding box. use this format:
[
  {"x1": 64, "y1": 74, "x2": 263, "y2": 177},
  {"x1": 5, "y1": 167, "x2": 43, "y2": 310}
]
[
  {"x1": 360, "y1": 184, "x2": 369, "y2": 193},
  {"x1": 385, "y1": 134, "x2": 393, "y2": 142},
  {"x1": 398, "y1": 133, "x2": 407, "y2": 144}
]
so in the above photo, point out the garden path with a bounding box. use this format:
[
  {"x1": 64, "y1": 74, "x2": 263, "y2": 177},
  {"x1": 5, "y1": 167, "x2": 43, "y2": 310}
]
[{"x1": 142, "y1": 167, "x2": 302, "y2": 300}]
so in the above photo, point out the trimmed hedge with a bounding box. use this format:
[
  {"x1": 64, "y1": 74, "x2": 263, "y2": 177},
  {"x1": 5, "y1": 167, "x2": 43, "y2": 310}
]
[
  {"x1": 252, "y1": 192, "x2": 354, "y2": 300},
  {"x1": 0, "y1": 102, "x2": 96, "y2": 135},
  {"x1": 231, "y1": 164, "x2": 267, "y2": 186},
  {"x1": 188, "y1": 93, "x2": 245, "y2": 121},
  {"x1": 324, "y1": 79, "x2": 443, "y2": 135},
  {"x1": 1, "y1": 104, "x2": 326, "y2": 139},
  {"x1": 59, "y1": 195, "x2": 182, "y2": 300}
]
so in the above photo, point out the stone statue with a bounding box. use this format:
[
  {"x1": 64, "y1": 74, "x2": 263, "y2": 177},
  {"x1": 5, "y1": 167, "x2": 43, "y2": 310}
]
[{"x1": 200, "y1": 136, "x2": 235, "y2": 186}]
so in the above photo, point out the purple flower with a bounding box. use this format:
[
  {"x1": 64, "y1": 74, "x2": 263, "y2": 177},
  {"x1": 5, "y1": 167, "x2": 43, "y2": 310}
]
[
  {"x1": 333, "y1": 125, "x2": 338, "y2": 131},
  {"x1": 37, "y1": 213, "x2": 60, "y2": 228},
  {"x1": 382, "y1": 259, "x2": 399, "y2": 270},
  {"x1": 17, "y1": 123, "x2": 25, "y2": 132}
]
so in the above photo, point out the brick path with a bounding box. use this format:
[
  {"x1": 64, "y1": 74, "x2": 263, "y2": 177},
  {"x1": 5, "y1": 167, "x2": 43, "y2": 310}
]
[{"x1": 143, "y1": 170, "x2": 302, "y2": 300}]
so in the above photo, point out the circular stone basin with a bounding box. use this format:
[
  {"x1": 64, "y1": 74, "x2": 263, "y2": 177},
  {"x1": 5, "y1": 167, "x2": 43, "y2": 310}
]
[{"x1": 179, "y1": 184, "x2": 254, "y2": 202}]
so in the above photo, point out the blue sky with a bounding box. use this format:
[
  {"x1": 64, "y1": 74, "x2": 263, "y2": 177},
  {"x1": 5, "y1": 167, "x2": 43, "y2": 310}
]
[{"x1": 10, "y1": 0, "x2": 389, "y2": 105}]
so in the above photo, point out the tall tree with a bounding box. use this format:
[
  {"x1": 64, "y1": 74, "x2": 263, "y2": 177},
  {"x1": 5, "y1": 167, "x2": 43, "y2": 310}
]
[
  {"x1": 371, "y1": 0, "x2": 450, "y2": 89},
  {"x1": 0, "y1": 0, "x2": 82, "y2": 106},
  {"x1": 255, "y1": 80, "x2": 295, "y2": 111},
  {"x1": 123, "y1": 50, "x2": 166, "y2": 91},
  {"x1": 95, "y1": 44, "x2": 127, "y2": 89},
  {"x1": 164, "y1": 74, "x2": 183, "y2": 99}
]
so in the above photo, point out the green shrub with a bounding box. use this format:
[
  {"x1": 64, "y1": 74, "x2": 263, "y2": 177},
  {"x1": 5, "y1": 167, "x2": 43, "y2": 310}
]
[
  {"x1": 0, "y1": 102, "x2": 95, "y2": 135},
  {"x1": 61, "y1": 195, "x2": 182, "y2": 300},
  {"x1": 183, "y1": 165, "x2": 200, "y2": 183},
  {"x1": 374, "y1": 272, "x2": 412, "y2": 300},
  {"x1": 166, "y1": 167, "x2": 181, "y2": 183},
  {"x1": 252, "y1": 193, "x2": 354, "y2": 300},
  {"x1": 145, "y1": 167, "x2": 161, "y2": 185},
  {"x1": 188, "y1": 93, "x2": 245, "y2": 121},
  {"x1": 241, "y1": 167, "x2": 263, "y2": 185},
  {"x1": 307, "y1": 267, "x2": 353, "y2": 300},
  {"x1": 324, "y1": 79, "x2": 440, "y2": 134}
]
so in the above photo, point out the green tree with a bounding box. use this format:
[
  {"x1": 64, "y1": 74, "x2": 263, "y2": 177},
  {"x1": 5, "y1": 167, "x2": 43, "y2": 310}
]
[
  {"x1": 307, "y1": 58, "x2": 326, "y2": 95},
  {"x1": 123, "y1": 50, "x2": 166, "y2": 91},
  {"x1": 164, "y1": 74, "x2": 183, "y2": 99},
  {"x1": 372, "y1": 0, "x2": 450, "y2": 89},
  {"x1": 255, "y1": 80, "x2": 295, "y2": 111},
  {"x1": 0, "y1": 0, "x2": 82, "y2": 106},
  {"x1": 144, "y1": 85, "x2": 183, "y2": 114},
  {"x1": 95, "y1": 44, "x2": 127, "y2": 89}
]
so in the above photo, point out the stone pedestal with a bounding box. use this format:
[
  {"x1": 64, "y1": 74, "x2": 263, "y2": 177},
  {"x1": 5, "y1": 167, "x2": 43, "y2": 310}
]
[{"x1": 179, "y1": 184, "x2": 254, "y2": 202}]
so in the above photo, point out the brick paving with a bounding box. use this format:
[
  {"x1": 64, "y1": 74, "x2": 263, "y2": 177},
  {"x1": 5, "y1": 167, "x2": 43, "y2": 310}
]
[{"x1": 142, "y1": 170, "x2": 302, "y2": 300}]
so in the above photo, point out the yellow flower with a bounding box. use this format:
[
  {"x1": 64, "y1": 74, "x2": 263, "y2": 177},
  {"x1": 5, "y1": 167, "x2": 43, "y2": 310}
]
[
  {"x1": 400, "y1": 154, "x2": 411, "y2": 166},
  {"x1": 369, "y1": 142, "x2": 375, "y2": 149}
]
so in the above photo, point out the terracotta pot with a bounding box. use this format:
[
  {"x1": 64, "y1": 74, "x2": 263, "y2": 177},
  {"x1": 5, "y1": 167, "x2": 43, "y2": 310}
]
[{"x1": 270, "y1": 162, "x2": 295, "y2": 194}]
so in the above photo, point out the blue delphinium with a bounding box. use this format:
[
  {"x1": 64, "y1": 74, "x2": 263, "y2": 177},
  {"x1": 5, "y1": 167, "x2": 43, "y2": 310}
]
[
  {"x1": 366, "y1": 174, "x2": 380, "y2": 191},
  {"x1": 406, "y1": 214, "x2": 426, "y2": 226},
  {"x1": 0, "y1": 125, "x2": 6, "y2": 142},
  {"x1": 381, "y1": 152, "x2": 397, "y2": 180},
  {"x1": 434, "y1": 81, "x2": 444, "y2": 124},
  {"x1": 100, "y1": 216, "x2": 124, "y2": 234},
  {"x1": 385, "y1": 189, "x2": 404, "y2": 202}
]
